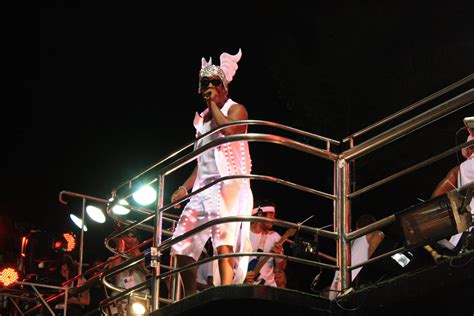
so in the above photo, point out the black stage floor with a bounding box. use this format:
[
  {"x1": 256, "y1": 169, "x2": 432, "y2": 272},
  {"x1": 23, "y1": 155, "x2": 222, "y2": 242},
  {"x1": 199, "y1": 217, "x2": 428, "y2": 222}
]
[{"x1": 152, "y1": 250, "x2": 473, "y2": 316}]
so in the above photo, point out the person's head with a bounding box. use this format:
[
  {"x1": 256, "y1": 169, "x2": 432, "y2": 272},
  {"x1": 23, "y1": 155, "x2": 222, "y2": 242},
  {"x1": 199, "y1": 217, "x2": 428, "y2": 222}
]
[
  {"x1": 461, "y1": 134, "x2": 474, "y2": 159},
  {"x1": 355, "y1": 214, "x2": 376, "y2": 230},
  {"x1": 60, "y1": 254, "x2": 77, "y2": 279},
  {"x1": 114, "y1": 229, "x2": 140, "y2": 252},
  {"x1": 199, "y1": 73, "x2": 228, "y2": 104},
  {"x1": 89, "y1": 259, "x2": 104, "y2": 276},
  {"x1": 198, "y1": 49, "x2": 242, "y2": 101},
  {"x1": 252, "y1": 200, "x2": 277, "y2": 230}
]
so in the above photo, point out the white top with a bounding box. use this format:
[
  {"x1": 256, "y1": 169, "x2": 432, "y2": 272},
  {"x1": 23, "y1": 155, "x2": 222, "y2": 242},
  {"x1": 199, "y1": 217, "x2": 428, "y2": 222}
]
[
  {"x1": 248, "y1": 230, "x2": 281, "y2": 286},
  {"x1": 329, "y1": 235, "x2": 369, "y2": 300},
  {"x1": 192, "y1": 98, "x2": 252, "y2": 189},
  {"x1": 459, "y1": 155, "x2": 474, "y2": 214},
  {"x1": 446, "y1": 156, "x2": 474, "y2": 247},
  {"x1": 194, "y1": 111, "x2": 220, "y2": 180}
]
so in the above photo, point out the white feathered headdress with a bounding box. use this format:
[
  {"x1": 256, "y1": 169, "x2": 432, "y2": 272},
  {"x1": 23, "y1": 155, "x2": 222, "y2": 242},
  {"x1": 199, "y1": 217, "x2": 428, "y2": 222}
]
[{"x1": 198, "y1": 49, "x2": 242, "y2": 93}]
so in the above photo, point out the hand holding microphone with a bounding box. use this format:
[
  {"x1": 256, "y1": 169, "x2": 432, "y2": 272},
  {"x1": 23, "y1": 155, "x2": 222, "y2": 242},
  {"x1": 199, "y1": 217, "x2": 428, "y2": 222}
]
[{"x1": 203, "y1": 91, "x2": 212, "y2": 102}]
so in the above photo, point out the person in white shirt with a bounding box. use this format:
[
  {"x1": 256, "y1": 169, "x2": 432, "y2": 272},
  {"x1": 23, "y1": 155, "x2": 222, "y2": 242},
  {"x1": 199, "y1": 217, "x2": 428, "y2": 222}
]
[
  {"x1": 245, "y1": 202, "x2": 287, "y2": 287},
  {"x1": 425, "y1": 134, "x2": 474, "y2": 259},
  {"x1": 328, "y1": 214, "x2": 384, "y2": 300}
]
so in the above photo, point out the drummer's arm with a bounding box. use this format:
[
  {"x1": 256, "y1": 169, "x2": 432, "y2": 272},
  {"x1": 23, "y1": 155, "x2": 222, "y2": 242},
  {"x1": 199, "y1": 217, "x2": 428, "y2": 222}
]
[{"x1": 432, "y1": 167, "x2": 459, "y2": 197}]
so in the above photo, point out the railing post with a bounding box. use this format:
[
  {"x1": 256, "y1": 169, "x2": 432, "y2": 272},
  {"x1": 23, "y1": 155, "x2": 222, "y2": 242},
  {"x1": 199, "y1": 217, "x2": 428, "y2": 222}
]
[
  {"x1": 151, "y1": 174, "x2": 165, "y2": 311},
  {"x1": 78, "y1": 197, "x2": 86, "y2": 276},
  {"x1": 169, "y1": 221, "x2": 182, "y2": 302},
  {"x1": 335, "y1": 158, "x2": 351, "y2": 292}
]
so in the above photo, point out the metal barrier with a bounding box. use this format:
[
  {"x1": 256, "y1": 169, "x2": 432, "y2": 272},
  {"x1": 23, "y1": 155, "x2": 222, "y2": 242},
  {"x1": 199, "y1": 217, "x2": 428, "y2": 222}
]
[
  {"x1": 6, "y1": 75, "x2": 470, "y2": 315},
  {"x1": 99, "y1": 76, "x2": 472, "y2": 313},
  {"x1": 336, "y1": 77, "x2": 473, "y2": 290},
  {"x1": 103, "y1": 119, "x2": 340, "y2": 312}
]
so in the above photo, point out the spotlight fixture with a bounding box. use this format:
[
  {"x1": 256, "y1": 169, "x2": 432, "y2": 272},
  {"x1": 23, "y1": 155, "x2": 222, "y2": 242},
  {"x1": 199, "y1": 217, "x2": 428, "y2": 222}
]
[
  {"x1": 127, "y1": 298, "x2": 149, "y2": 316},
  {"x1": 63, "y1": 233, "x2": 76, "y2": 252},
  {"x1": 397, "y1": 185, "x2": 472, "y2": 248},
  {"x1": 86, "y1": 205, "x2": 106, "y2": 223},
  {"x1": 69, "y1": 214, "x2": 88, "y2": 232},
  {"x1": 132, "y1": 185, "x2": 157, "y2": 206},
  {"x1": 112, "y1": 199, "x2": 131, "y2": 215},
  {"x1": 0, "y1": 267, "x2": 20, "y2": 287}
]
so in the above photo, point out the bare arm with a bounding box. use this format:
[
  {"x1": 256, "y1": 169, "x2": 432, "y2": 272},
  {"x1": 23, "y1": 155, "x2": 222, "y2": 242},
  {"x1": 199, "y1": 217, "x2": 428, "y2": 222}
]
[
  {"x1": 208, "y1": 101, "x2": 248, "y2": 135},
  {"x1": 366, "y1": 231, "x2": 384, "y2": 258},
  {"x1": 181, "y1": 164, "x2": 198, "y2": 192},
  {"x1": 432, "y1": 166, "x2": 459, "y2": 198},
  {"x1": 171, "y1": 165, "x2": 198, "y2": 208}
]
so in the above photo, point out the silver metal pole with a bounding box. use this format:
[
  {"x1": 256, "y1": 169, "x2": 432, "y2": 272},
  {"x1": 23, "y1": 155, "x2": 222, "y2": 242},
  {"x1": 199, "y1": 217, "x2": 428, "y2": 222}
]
[
  {"x1": 30, "y1": 285, "x2": 56, "y2": 315},
  {"x1": 342, "y1": 74, "x2": 473, "y2": 143},
  {"x1": 341, "y1": 89, "x2": 473, "y2": 161},
  {"x1": 151, "y1": 174, "x2": 165, "y2": 311},
  {"x1": 170, "y1": 221, "x2": 181, "y2": 302},
  {"x1": 336, "y1": 158, "x2": 351, "y2": 291},
  {"x1": 79, "y1": 197, "x2": 86, "y2": 276},
  {"x1": 64, "y1": 289, "x2": 68, "y2": 316},
  {"x1": 8, "y1": 296, "x2": 24, "y2": 315}
]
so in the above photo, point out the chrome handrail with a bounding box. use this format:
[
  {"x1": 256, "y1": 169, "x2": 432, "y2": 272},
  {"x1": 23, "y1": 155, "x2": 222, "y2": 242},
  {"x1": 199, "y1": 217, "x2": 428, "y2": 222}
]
[
  {"x1": 343, "y1": 74, "x2": 473, "y2": 144},
  {"x1": 335, "y1": 85, "x2": 473, "y2": 291},
  {"x1": 340, "y1": 89, "x2": 473, "y2": 160},
  {"x1": 98, "y1": 81, "x2": 473, "y2": 312},
  {"x1": 112, "y1": 133, "x2": 338, "y2": 204},
  {"x1": 112, "y1": 119, "x2": 339, "y2": 195}
]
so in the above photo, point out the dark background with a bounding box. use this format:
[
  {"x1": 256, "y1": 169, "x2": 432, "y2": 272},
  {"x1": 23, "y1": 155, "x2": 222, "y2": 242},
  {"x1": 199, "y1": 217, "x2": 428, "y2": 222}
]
[{"x1": 2, "y1": 2, "x2": 474, "y2": 288}]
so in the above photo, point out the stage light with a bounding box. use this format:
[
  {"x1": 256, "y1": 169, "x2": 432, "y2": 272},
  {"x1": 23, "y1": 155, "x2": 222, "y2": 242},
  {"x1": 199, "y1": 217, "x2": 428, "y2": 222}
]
[
  {"x1": 69, "y1": 214, "x2": 88, "y2": 232},
  {"x1": 21, "y1": 236, "x2": 28, "y2": 257},
  {"x1": 0, "y1": 267, "x2": 19, "y2": 287},
  {"x1": 391, "y1": 251, "x2": 413, "y2": 267},
  {"x1": 53, "y1": 239, "x2": 64, "y2": 251},
  {"x1": 63, "y1": 233, "x2": 76, "y2": 252},
  {"x1": 112, "y1": 199, "x2": 131, "y2": 215},
  {"x1": 127, "y1": 298, "x2": 149, "y2": 316},
  {"x1": 86, "y1": 205, "x2": 106, "y2": 223},
  {"x1": 132, "y1": 185, "x2": 157, "y2": 206},
  {"x1": 131, "y1": 302, "x2": 146, "y2": 314},
  {"x1": 397, "y1": 186, "x2": 472, "y2": 248},
  {"x1": 53, "y1": 233, "x2": 75, "y2": 252}
]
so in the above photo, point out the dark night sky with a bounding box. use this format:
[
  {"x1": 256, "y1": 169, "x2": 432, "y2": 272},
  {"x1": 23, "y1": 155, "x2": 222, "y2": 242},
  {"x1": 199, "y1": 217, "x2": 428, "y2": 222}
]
[{"x1": 3, "y1": 2, "x2": 474, "y2": 264}]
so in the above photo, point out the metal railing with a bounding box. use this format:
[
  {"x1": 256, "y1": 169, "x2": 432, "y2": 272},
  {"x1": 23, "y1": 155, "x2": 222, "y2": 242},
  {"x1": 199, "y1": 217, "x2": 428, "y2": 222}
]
[
  {"x1": 101, "y1": 118, "x2": 341, "y2": 312},
  {"x1": 335, "y1": 82, "x2": 473, "y2": 290},
  {"x1": 99, "y1": 78, "x2": 473, "y2": 312},
  {"x1": 6, "y1": 75, "x2": 468, "y2": 315}
]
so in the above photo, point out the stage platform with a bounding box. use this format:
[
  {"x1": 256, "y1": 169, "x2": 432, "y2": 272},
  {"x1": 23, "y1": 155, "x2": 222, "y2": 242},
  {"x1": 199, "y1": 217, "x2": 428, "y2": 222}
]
[{"x1": 152, "y1": 250, "x2": 473, "y2": 316}]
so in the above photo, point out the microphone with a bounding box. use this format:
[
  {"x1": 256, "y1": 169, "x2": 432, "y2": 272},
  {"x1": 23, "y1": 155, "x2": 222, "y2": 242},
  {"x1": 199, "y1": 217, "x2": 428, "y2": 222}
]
[{"x1": 203, "y1": 91, "x2": 212, "y2": 102}]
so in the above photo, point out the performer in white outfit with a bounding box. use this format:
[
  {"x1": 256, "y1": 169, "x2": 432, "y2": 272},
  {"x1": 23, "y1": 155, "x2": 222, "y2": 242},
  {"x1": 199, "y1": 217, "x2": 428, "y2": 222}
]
[{"x1": 170, "y1": 49, "x2": 253, "y2": 296}]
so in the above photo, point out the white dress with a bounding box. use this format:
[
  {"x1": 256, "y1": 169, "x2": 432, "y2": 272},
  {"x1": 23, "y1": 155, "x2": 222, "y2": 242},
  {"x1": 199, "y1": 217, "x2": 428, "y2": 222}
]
[{"x1": 171, "y1": 99, "x2": 253, "y2": 285}]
